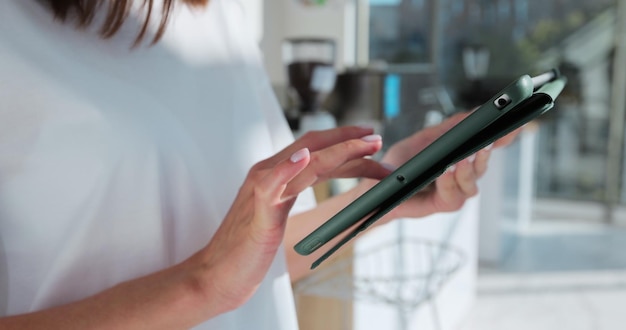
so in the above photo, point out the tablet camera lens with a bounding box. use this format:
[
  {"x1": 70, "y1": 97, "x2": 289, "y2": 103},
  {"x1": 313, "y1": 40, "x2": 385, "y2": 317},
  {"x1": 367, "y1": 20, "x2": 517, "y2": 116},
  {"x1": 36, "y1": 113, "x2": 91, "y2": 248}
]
[{"x1": 494, "y1": 94, "x2": 512, "y2": 109}]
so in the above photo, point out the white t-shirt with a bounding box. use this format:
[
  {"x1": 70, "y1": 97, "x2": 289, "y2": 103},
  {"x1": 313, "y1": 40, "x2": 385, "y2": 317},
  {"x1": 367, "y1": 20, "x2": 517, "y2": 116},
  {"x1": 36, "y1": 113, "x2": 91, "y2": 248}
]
[{"x1": 0, "y1": 1, "x2": 313, "y2": 328}]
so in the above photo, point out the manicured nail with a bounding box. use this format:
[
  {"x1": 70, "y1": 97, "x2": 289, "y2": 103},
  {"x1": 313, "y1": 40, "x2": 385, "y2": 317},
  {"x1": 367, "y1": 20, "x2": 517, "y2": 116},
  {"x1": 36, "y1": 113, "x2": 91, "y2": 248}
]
[
  {"x1": 381, "y1": 162, "x2": 398, "y2": 171},
  {"x1": 290, "y1": 148, "x2": 309, "y2": 163},
  {"x1": 361, "y1": 134, "x2": 382, "y2": 142}
]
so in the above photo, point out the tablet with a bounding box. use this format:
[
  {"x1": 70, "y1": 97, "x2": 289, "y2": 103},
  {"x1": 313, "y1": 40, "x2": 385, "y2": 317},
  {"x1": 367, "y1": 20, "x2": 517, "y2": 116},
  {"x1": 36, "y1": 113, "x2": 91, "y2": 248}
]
[{"x1": 294, "y1": 69, "x2": 567, "y2": 269}]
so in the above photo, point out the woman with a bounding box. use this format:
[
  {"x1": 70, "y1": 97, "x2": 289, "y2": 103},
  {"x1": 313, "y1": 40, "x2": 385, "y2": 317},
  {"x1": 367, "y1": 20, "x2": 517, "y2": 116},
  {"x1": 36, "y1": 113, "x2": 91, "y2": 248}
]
[{"x1": 0, "y1": 0, "x2": 512, "y2": 328}]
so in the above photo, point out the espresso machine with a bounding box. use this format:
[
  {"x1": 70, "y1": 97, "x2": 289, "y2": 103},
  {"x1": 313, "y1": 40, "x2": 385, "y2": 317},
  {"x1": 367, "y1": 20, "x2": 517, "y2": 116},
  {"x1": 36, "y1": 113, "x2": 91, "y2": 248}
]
[{"x1": 283, "y1": 38, "x2": 337, "y2": 136}]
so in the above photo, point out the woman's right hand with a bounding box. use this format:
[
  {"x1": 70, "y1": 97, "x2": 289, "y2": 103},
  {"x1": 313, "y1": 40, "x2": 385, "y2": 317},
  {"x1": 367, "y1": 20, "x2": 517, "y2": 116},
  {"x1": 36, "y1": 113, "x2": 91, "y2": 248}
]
[
  {"x1": 185, "y1": 126, "x2": 391, "y2": 315},
  {"x1": 0, "y1": 126, "x2": 390, "y2": 329}
]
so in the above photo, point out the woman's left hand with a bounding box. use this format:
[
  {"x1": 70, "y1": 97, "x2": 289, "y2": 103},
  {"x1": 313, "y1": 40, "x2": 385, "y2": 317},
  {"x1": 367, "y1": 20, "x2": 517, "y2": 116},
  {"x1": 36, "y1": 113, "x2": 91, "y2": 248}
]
[
  {"x1": 361, "y1": 112, "x2": 521, "y2": 221},
  {"x1": 285, "y1": 113, "x2": 521, "y2": 280}
]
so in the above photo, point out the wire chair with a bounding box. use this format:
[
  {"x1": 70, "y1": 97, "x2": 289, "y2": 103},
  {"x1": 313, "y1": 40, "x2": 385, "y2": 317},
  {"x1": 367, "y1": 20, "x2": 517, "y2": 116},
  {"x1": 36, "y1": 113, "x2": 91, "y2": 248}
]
[{"x1": 294, "y1": 236, "x2": 465, "y2": 330}]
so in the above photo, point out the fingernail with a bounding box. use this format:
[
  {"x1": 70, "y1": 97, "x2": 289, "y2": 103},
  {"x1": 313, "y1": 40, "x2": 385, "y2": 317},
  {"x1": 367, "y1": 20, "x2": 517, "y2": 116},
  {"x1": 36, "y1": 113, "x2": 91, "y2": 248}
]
[
  {"x1": 361, "y1": 134, "x2": 382, "y2": 142},
  {"x1": 447, "y1": 165, "x2": 456, "y2": 173},
  {"x1": 484, "y1": 143, "x2": 494, "y2": 151},
  {"x1": 290, "y1": 148, "x2": 309, "y2": 163},
  {"x1": 468, "y1": 154, "x2": 476, "y2": 163},
  {"x1": 381, "y1": 162, "x2": 398, "y2": 171}
]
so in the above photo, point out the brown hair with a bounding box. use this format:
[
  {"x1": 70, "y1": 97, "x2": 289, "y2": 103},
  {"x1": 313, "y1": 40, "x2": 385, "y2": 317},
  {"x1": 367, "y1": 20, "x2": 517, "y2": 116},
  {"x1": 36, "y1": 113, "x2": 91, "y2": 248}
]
[{"x1": 40, "y1": 0, "x2": 206, "y2": 45}]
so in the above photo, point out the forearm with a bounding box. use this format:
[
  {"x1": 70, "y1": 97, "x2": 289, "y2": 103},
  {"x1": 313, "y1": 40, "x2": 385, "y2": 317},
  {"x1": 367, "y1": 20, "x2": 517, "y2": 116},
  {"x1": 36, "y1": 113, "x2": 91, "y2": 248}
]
[{"x1": 0, "y1": 257, "x2": 225, "y2": 330}]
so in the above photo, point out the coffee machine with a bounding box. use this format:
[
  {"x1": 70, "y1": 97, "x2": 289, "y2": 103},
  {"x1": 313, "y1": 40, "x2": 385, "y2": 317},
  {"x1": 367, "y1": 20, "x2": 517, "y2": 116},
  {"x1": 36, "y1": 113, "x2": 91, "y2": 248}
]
[{"x1": 283, "y1": 38, "x2": 337, "y2": 135}]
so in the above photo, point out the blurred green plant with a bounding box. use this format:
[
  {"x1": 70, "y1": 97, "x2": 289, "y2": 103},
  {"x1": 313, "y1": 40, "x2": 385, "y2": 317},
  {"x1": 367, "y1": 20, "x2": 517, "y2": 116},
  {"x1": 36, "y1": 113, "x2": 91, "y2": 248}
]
[{"x1": 516, "y1": 10, "x2": 588, "y2": 69}]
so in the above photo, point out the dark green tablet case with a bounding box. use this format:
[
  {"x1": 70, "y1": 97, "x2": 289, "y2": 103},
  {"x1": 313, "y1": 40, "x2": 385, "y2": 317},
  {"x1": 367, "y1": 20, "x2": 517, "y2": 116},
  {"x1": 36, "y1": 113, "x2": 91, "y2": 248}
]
[{"x1": 295, "y1": 70, "x2": 567, "y2": 269}]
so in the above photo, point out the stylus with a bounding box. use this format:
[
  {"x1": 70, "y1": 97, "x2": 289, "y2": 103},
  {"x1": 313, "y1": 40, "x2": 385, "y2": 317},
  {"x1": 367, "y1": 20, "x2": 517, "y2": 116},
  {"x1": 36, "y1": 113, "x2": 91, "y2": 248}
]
[{"x1": 531, "y1": 69, "x2": 559, "y2": 89}]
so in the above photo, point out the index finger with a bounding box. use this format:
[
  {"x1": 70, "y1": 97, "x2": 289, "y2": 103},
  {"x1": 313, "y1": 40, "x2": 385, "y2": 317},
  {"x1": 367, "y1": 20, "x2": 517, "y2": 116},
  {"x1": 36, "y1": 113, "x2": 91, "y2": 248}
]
[{"x1": 268, "y1": 126, "x2": 375, "y2": 167}]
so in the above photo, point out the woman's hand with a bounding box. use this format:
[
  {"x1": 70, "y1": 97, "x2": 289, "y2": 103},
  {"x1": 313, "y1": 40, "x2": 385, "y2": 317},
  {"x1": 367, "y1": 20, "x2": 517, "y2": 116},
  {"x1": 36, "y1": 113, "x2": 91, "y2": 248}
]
[
  {"x1": 187, "y1": 126, "x2": 390, "y2": 314},
  {"x1": 366, "y1": 112, "x2": 522, "y2": 221},
  {"x1": 284, "y1": 114, "x2": 522, "y2": 281},
  {"x1": 0, "y1": 127, "x2": 391, "y2": 330}
]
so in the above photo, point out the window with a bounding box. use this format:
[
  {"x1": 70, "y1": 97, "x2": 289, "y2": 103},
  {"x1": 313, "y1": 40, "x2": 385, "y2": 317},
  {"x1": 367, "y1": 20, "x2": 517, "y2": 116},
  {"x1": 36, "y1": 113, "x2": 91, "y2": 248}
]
[{"x1": 367, "y1": 0, "x2": 620, "y2": 203}]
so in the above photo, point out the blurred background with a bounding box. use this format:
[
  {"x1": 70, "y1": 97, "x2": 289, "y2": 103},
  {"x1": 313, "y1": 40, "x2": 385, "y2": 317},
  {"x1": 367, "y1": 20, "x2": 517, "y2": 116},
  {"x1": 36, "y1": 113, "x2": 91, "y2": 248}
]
[{"x1": 246, "y1": 0, "x2": 626, "y2": 329}]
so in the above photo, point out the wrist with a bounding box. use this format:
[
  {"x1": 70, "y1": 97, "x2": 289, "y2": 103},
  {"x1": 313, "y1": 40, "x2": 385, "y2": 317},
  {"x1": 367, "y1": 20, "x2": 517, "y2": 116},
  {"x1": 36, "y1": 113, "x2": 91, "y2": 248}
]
[{"x1": 180, "y1": 252, "x2": 239, "y2": 318}]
